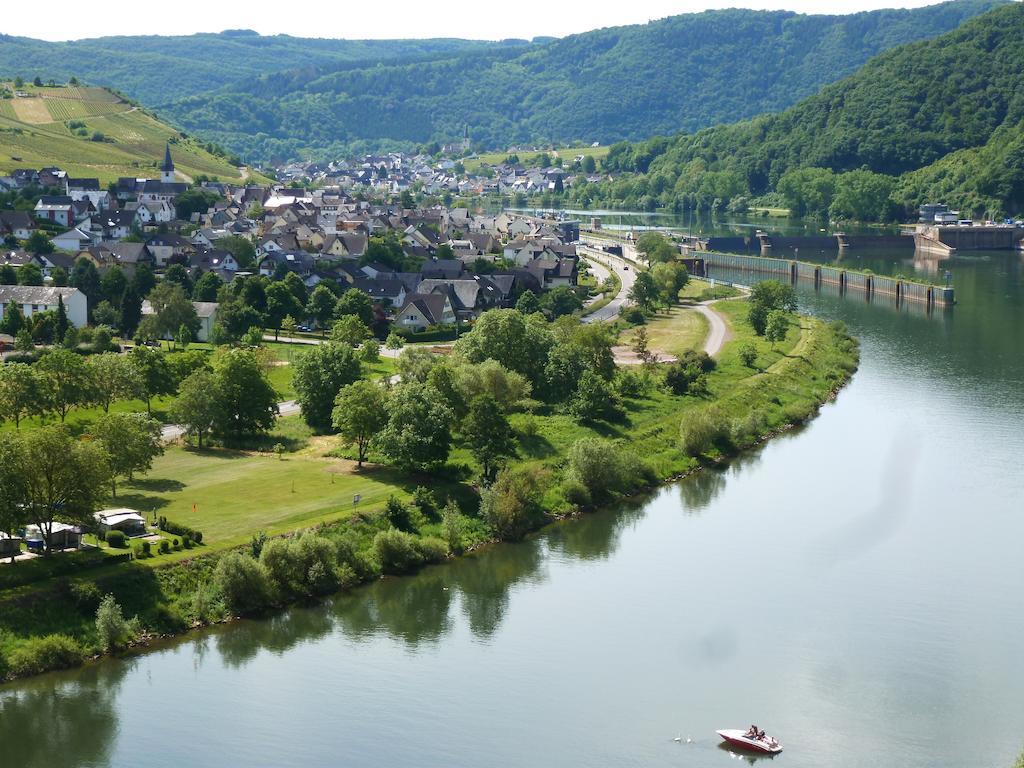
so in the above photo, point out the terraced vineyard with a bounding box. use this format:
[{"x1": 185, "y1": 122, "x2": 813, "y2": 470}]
[{"x1": 0, "y1": 83, "x2": 256, "y2": 183}]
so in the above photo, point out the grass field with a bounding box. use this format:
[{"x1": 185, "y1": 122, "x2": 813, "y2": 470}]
[
  {"x1": 0, "y1": 84, "x2": 253, "y2": 183},
  {"x1": 620, "y1": 306, "x2": 710, "y2": 358},
  {"x1": 464, "y1": 145, "x2": 610, "y2": 173}
]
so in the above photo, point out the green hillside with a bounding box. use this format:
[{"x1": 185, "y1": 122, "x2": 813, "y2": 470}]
[
  {"x1": 0, "y1": 83, "x2": 255, "y2": 183},
  {"x1": 155, "y1": 0, "x2": 1004, "y2": 162},
  {"x1": 592, "y1": 2, "x2": 1024, "y2": 219}
]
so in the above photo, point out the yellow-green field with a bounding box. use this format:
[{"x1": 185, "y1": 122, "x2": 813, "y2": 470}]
[
  {"x1": 465, "y1": 145, "x2": 610, "y2": 172},
  {"x1": 0, "y1": 83, "x2": 254, "y2": 183},
  {"x1": 620, "y1": 306, "x2": 710, "y2": 358}
]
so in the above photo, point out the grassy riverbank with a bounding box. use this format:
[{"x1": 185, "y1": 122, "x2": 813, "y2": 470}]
[{"x1": 0, "y1": 300, "x2": 858, "y2": 682}]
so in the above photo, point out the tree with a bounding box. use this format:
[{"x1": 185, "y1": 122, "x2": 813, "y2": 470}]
[
  {"x1": 332, "y1": 380, "x2": 388, "y2": 466},
  {"x1": 142, "y1": 282, "x2": 200, "y2": 348},
  {"x1": 739, "y1": 342, "x2": 758, "y2": 368},
  {"x1": 282, "y1": 271, "x2": 308, "y2": 307},
  {"x1": 100, "y1": 266, "x2": 127, "y2": 308},
  {"x1": 628, "y1": 271, "x2": 659, "y2": 313},
  {"x1": 373, "y1": 382, "x2": 453, "y2": 471},
  {"x1": 69, "y1": 257, "x2": 102, "y2": 312},
  {"x1": 0, "y1": 363, "x2": 43, "y2": 428},
  {"x1": 650, "y1": 261, "x2": 689, "y2": 304},
  {"x1": 95, "y1": 594, "x2": 131, "y2": 651},
  {"x1": 93, "y1": 302, "x2": 122, "y2": 332},
  {"x1": 0, "y1": 264, "x2": 17, "y2": 285},
  {"x1": 20, "y1": 426, "x2": 109, "y2": 554},
  {"x1": 212, "y1": 348, "x2": 279, "y2": 438},
  {"x1": 264, "y1": 281, "x2": 303, "y2": 340},
  {"x1": 130, "y1": 345, "x2": 175, "y2": 415},
  {"x1": 162, "y1": 264, "x2": 193, "y2": 295},
  {"x1": 334, "y1": 288, "x2": 374, "y2": 326},
  {"x1": 583, "y1": 155, "x2": 597, "y2": 173},
  {"x1": 131, "y1": 263, "x2": 156, "y2": 298},
  {"x1": 384, "y1": 331, "x2": 404, "y2": 350},
  {"x1": 568, "y1": 369, "x2": 621, "y2": 422},
  {"x1": 0, "y1": 433, "x2": 28, "y2": 562},
  {"x1": 167, "y1": 369, "x2": 218, "y2": 448},
  {"x1": 305, "y1": 284, "x2": 336, "y2": 334},
  {"x1": 631, "y1": 326, "x2": 651, "y2": 363},
  {"x1": 88, "y1": 353, "x2": 141, "y2": 413},
  {"x1": 292, "y1": 342, "x2": 362, "y2": 431},
  {"x1": 515, "y1": 290, "x2": 540, "y2": 314},
  {"x1": 463, "y1": 394, "x2": 516, "y2": 481},
  {"x1": 120, "y1": 285, "x2": 142, "y2": 337},
  {"x1": 748, "y1": 280, "x2": 796, "y2": 335},
  {"x1": 539, "y1": 286, "x2": 583, "y2": 318},
  {"x1": 329, "y1": 315, "x2": 370, "y2": 346},
  {"x1": 213, "y1": 298, "x2": 263, "y2": 344},
  {"x1": 50, "y1": 266, "x2": 68, "y2": 287},
  {"x1": 36, "y1": 349, "x2": 95, "y2": 422},
  {"x1": 17, "y1": 262, "x2": 43, "y2": 286},
  {"x1": 480, "y1": 466, "x2": 547, "y2": 541},
  {"x1": 24, "y1": 231, "x2": 54, "y2": 256},
  {"x1": 1, "y1": 302, "x2": 24, "y2": 337},
  {"x1": 174, "y1": 188, "x2": 221, "y2": 221},
  {"x1": 192, "y1": 271, "x2": 223, "y2": 302},
  {"x1": 452, "y1": 309, "x2": 553, "y2": 385},
  {"x1": 635, "y1": 231, "x2": 677, "y2": 263},
  {"x1": 765, "y1": 309, "x2": 789, "y2": 349},
  {"x1": 90, "y1": 412, "x2": 163, "y2": 496},
  {"x1": 215, "y1": 236, "x2": 256, "y2": 269}
]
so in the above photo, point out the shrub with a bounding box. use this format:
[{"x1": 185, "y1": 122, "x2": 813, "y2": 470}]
[
  {"x1": 140, "y1": 540, "x2": 151, "y2": 557},
  {"x1": 481, "y1": 466, "x2": 548, "y2": 541},
  {"x1": 415, "y1": 536, "x2": 448, "y2": 564},
  {"x1": 214, "y1": 552, "x2": 270, "y2": 614},
  {"x1": 615, "y1": 368, "x2": 652, "y2": 398},
  {"x1": 260, "y1": 538, "x2": 300, "y2": 594},
  {"x1": 739, "y1": 342, "x2": 758, "y2": 368},
  {"x1": 373, "y1": 529, "x2": 423, "y2": 574},
  {"x1": 7, "y1": 634, "x2": 84, "y2": 677},
  {"x1": 105, "y1": 530, "x2": 127, "y2": 548},
  {"x1": 441, "y1": 501, "x2": 465, "y2": 554},
  {"x1": 182, "y1": 536, "x2": 194, "y2": 549},
  {"x1": 384, "y1": 495, "x2": 416, "y2": 532},
  {"x1": 680, "y1": 406, "x2": 733, "y2": 457},
  {"x1": 562, "y1": 478, "x2": 592, "y2": 508},
  {"x1": 159, "y1": 517, "x2": 203, "y2": 544},
  {"x1": 622, "y1": 306, "x2": 646, "y2": 325},
  {"x1": 95, "y1": 594, "x2": 132, "y2": 651},
  {"x1": 294, "y1": 532, "x2": 339, "y2": 595},
  {"x1": 69, "y1": 580, "x2": 102, "y2": 613},
  {"x1": 250, "y1": 530, "x2": 268, "y2": 559},
  {"x1": 411, "y1": 486, "x2": 438, "y2": 521},
  {"x1": 158, "y1": 540, "x2": 170, "y2": 554},
  {"x1": 566, "y1": 437, "x2": 650, "y2": 501}
]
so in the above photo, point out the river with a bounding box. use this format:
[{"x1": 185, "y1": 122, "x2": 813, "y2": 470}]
[{"x1": 2, "y1": 249, "x2": 1022, "y2": 768}]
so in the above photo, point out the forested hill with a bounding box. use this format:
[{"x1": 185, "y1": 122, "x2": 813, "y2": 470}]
[
  {"x1": 142, "y1": 0, "x2": 1003, "y2": 162},
  {"x1": 596, "y1": 2, "x2": 1024, "y2": 219},
  {"x1": 0, "y1": 31, "x2": 503, "y2": 108}
]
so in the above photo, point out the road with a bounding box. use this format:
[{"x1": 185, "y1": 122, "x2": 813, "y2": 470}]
[
  {"x1": 696, "y1": 301, "x2": 732, "y2": 356},
  {"x1": 161, "y1": 400, "x2": 299, "y2": 444},
  {"x1": 578, "y1": 245, "x2": 637, "y2": 324}
]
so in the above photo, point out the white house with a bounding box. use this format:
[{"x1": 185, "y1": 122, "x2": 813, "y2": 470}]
[
  {"x1": 141, "y1": 300, "x2": 218, "y2": 342},
  {"x1": 94, "y1": 509, "x2": 147, "y2": 537},
  {"x1": 51, "y1": 227, "x2": 96, "y2": 252},
  {"x1": 0, "y1": 285, "x2": 87, "y2": 327}
]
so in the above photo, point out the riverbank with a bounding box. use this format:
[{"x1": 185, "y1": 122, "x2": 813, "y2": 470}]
[{"x1": 0, "y1": 301, "x2": 859, "y2": 683}]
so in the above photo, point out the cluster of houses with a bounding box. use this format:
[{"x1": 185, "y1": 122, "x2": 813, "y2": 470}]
[
  {"x1": 276, "y1": 149, "x2": 605, "y2": 198},
  {"x1": 0, "y1": 508, "x2": 148, "y2": 560},
  {"x1": 0, "y1": 145, "x2": 584, "y2": 337}
]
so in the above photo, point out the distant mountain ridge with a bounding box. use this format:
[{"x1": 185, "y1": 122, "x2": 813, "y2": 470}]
[
  {"x1": 0, "y1": 0, "x2": 1007, "y2": 163},
  {"x1": 596, "y1": 2, "x2": 1024, "y2": 218}
]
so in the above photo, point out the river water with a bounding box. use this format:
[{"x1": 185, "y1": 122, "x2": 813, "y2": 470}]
[{"x1": 2, "y1": 249, "x2": 1023, "y2": 768}]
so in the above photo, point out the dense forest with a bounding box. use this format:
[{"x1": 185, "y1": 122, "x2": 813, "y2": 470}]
[
  {"x1": 0, "y1": 0, "x2": 1002, "y2": 163},
  {"x1": 157, "y1": 0, "x2": 1002, "y2": 163},
  {"x1": 0, "y1": 31, "x2": 503, "y2": 108},
  {"x1": 591, "y1": 2, "x2": 1024, "y2": 219}
]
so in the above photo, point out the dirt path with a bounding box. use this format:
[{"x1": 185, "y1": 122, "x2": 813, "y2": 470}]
[{"x1": 696, "y1": 302, "x2": 732, "y2": 356}]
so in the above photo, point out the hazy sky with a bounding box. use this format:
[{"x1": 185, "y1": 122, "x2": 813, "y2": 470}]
[{"x1": 4, "y1": 0, "x2": 943, "y2": 41}]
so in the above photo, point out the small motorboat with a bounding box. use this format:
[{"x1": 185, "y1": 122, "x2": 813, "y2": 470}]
[{"x1": 716, "y1": 728, "x2": 783, "y2": 754}]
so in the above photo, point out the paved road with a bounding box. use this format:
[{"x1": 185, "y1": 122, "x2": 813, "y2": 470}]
[
  {"x1": 578, "y1": 245, "x2": 637, "y2": 324},
  {"x1": 696, "y1": 302, "x2": 732, "y2": 357}
]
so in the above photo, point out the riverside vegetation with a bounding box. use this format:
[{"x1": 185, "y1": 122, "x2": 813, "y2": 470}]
[{"x1": 0, "y1": 278, "x2": 858, "y2": 682}]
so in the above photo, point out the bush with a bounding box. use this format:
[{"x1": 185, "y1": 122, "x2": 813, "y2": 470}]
[
  {"x1": 158, "y1": 540, "x2": 170, "y2": 554},
  {"x1": 567, "y1": 437, "x2": 651, "y2": 501},
  {"x1": 105, "y1": 530, "x2": 127, "y2": 549},
  {"x1": 481, "y1": 466, "x2": 548, "y2": 541},
  {"x1": 214, "y1": 552, "x2": 270, "y2": 614},
  {"x1": 373, "y1": 529, "x2": 424, "y2": 574},
  {"x1": 250, "y1": 530, "x2": 268, "y2": 559},
  {"x1": 615, "y1": 368, "x2": 652, "y2": 398},
  {"x1": 384, "y1": 495, "x2": 416, "y2": 532},
  {"x1": 7, "y1": 634, "x2": 85, "y2": 677},
  {"x1": 159, "y1": 517, "x2": 203, "y2": 544},
  {"x1": 562, "y1": 478, "x2": 592, "y2": 508},
  {"x1": 738, "y1": 342, "x2": 758, "y2": 368},
  {"x1": 294, "y1": 532, "x2": 339, "y2": 595},
  {"x1": 69, "y1": 580, "x2": 102, "y2": 613},
  {"x1": 139, "y1": 540, "x2": 151, "y2": 557},
  {"x1": 260, "y1": 537, "x2": 300, "y2": 593},
  {"x1": 415, "y1": 536, "x2": 448, "y2": 564},
  {"x1": 95, "y1": 594, "x2": 132, "y2": 651},
  {"x1": 411, "y1": 486, "x2": 438, "y2": 521},
  {"x1": 622, "y1": 306, "x2": 646, "y2": 325},
  {"x1": 441, "y1": 501, "x2": 465, "y2": 555},
  {"x1": 680, "y1": 406, "x2": 733, "y2": 457}
]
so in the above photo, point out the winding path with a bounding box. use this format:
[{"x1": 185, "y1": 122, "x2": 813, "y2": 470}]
[{"x1": 696, "y1": 301, "x2": 732, "y2": 357}]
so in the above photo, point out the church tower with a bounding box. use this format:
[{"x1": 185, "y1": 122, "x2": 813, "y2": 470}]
[{"x1": 160, "y1": 143, "x2": 175, "y2": 184}]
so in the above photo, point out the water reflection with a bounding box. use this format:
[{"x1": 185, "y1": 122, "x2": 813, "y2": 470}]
[
  {"x1": 0, "y1": 661, "x2": 129, "y2": 768},
  {"x1": 546, "y1": 498, "x2": 647, "y2": 562}
]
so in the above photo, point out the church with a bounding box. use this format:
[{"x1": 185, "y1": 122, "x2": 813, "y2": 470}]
[{"x1": 114, "y1": 143, "x2": 189, "y2": 203}]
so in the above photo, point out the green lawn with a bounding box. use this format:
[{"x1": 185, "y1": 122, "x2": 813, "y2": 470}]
[
  {"x1": 620, "y1": 306, "x2": 710, "y2": 358},
  {"x1": 464, "y1": 145, "x2": 610, "y2": 173},
  {"x1": 678, "y1": 278, "x2": 743, "y2": 302}
]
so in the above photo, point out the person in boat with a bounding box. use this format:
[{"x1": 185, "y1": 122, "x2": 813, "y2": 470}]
[
  {"x1": 757, "y1": 729, "x2": 766, "y2": 740},
  {"x1": 746, "y1": 725, "x2": 758, "y2": 738}
]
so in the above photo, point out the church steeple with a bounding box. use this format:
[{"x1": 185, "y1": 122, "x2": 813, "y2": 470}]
[{"x1": 160, "y1": 143, "x2": 175, "y2": 184}]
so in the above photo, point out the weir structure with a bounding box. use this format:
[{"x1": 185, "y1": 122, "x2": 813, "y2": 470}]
[{"x1": 698, "y1": 251, "x2": 954, "y2": 308}]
